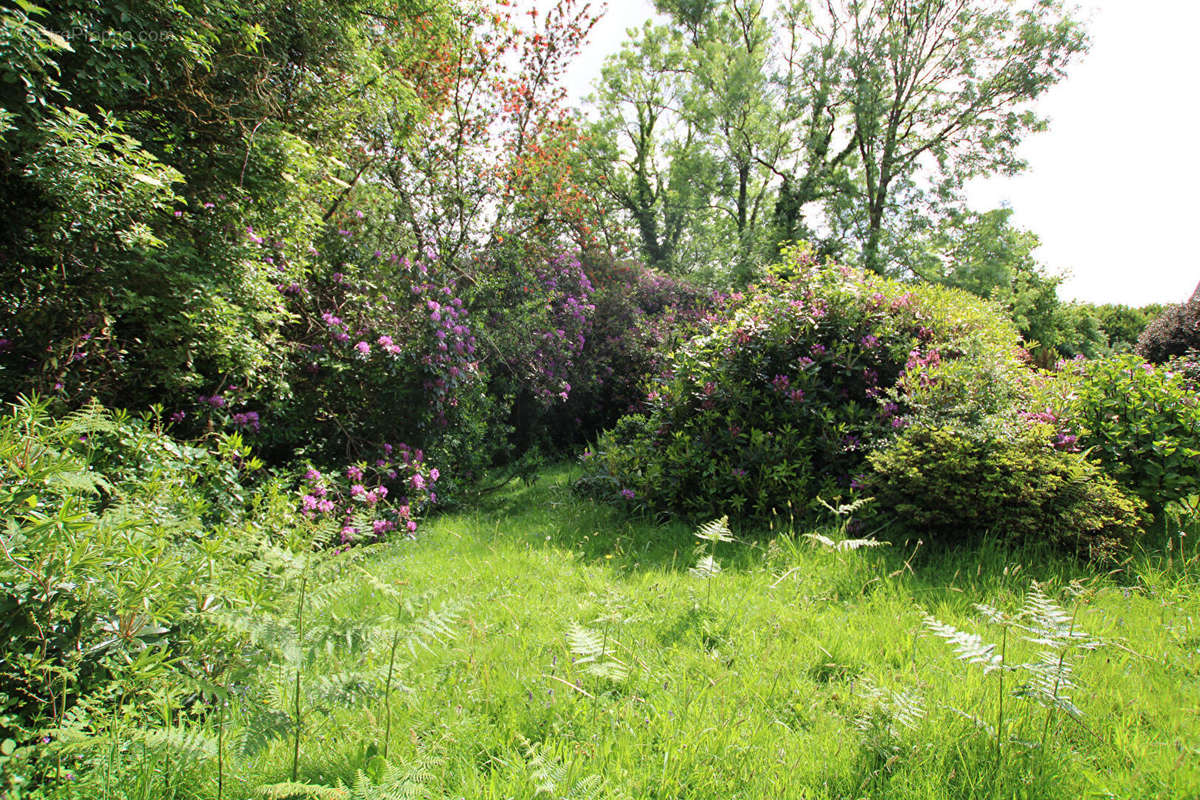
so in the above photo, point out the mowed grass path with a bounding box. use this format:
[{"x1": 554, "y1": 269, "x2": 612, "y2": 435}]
[{"x1": 238, "y1": 467, "x2": 1199, "y2": 799}]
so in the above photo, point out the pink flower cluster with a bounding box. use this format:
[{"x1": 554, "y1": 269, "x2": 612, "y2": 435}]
[{"x1": 297, "y1": 442, "x2": 443, "y2": 547}]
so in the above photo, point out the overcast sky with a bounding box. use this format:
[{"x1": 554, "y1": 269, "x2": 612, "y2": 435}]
[{"x1": 555, "y1": 0, "x2": 1199, "y2": 306}]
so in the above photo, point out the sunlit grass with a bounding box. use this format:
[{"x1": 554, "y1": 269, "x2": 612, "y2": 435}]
[{"x1": 110, "y1": 466, "x2": 1200, "y2": 799}]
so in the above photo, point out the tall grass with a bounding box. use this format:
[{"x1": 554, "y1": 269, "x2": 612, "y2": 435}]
[{"x1": 18, "y1": 464, "x2": 1200, "y2": 798}]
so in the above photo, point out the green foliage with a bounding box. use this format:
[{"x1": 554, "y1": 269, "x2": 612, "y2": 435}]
[
  {"x1": 0, "y1": 397, "x2": 269, "y2": 788},
  {"x1": 1049, "y1": 355, "x2": 1200, "y2": 517},
  {"x1": 864, "y1": 420, "x2": 1145, "y2": 556},
  {"x1": 579, "y1": 247, "x2": 1025, "y2": 522},
  {"x1": 584, "y1": 0, "x2": 1088, "y2": 281},
  {"x1": 1092, "y1": 302, "x2": 1165, "y2": 352}
]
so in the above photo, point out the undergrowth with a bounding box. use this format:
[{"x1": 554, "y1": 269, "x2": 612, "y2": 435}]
[{"x1": 4, "y1": 461, "x2": 1198, "y2": 799}]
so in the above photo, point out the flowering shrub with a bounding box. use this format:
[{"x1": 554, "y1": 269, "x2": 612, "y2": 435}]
[
  {"x1": 297, "y1": 441, "x2": 438, "y2": 545},
  {"x1": 862, "y1": 420, "x2": 1145, "y2": 558},
  {"x1": 578, "y1": 247, "x2": 1024, "y2": 521},
  {"x1": 537, "y1": 253, "x2": 715, "y2": 449}
]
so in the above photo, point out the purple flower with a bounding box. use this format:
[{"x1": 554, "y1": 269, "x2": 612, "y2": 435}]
[
  {"x1": 169, "y1": 410, "x2": 186, "y2": 423},
  {"x1": 407, "y1": 520, "x2": 418, "y2": 532},
  {"x1": 411, "y1": 473, "x2": 426, "y2": 490},
  {"x1": 317, "y1": 498, "x2": 335, "y2": 513},
  {"x1": 301, "y1": 494, "x2": 319, "y2": 511},
  {"x1": 620, "y1": 488, "x2": 635, "y2": 500},
  {"x1": 350, "y1": 484, "x2": 366, "y2": 497},
  {"x1": 347, "y1": 465, "x2": 363, "y2": 481},
  {"x1": 231, "y1": 411, "x2": 260, "y2": 432},
  {"x1": 429, "y1": 468, "x2": 440, "y2": 482},
  {"x1": 859, "y1": 334, "x2": 879, "y2": 349},
  {"x1": 355, "y1": 341, "x2": 370, "y2": 356},
  {"x1": 305, "y1": 468, "x2": 322, "y2": 482}
]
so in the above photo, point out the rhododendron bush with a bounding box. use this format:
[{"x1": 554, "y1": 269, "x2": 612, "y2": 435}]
[{"x1": 578, "y1": 246, "x2": 1030, "y2": 521}]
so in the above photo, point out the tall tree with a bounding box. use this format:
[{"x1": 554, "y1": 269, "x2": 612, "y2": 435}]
[
  {"x1": 581, "y1": 0, "x2": 1088, "y2": 282},
  {"x1": 836, "y1": 0, "x2": 1088, "y2": 273}
]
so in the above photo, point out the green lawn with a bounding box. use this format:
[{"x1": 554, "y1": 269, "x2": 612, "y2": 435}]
[{"x1": 106, "y1": 467, "x2": 1200, "y2": 799}]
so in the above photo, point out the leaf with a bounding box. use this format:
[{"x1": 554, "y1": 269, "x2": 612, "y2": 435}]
[
  {"x1": 132, "y1": 172, "x2": 164, "y2": 187},
  {"x1": 922, "y1": 615, "x2": 1004, "y2": 673},
  {"x1": 688, "y1": 554, "x2": 721, "y2": 578},
  {"x1": 804, "y1": 533, "x2": 889, "y2": 551},
  {"x1": 566, "y1": 622, "x2": 627, "y2": 681},
  {"x1": 694, "y1": 515, "x2": 733, "y2": 543},
  {"x1": 36, "y1": 24, "x2": 72, "y2": 51}
]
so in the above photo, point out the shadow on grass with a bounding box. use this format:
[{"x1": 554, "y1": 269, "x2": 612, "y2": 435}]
[{"x1": 449, "y1": 462, "x2": 1198, "y2": 605}]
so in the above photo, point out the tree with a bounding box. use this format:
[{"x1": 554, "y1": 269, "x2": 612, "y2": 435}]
[
  {"x1": 917, "y1": 207, "x2": 1095, "y2": 363},
  {"x1": 832, "y1": 0, "x2": 1089, "y2": 273},
  {"x1": 581, "y1": 0, "x2": 1088, "y2": 282},
  {"x1": 376, "y1": 0, "x2": 600, "y2": 264},
  {"x1": 582, "y1": 21, "x2": 711, "y2": 272},
  {"x1": 0, "y1": 0, "x2": 455, "y2": 405}
]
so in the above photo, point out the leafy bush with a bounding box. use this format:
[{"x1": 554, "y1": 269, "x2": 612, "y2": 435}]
[
  {"x1": 538, "y1": 253, "x2": 715, "y2": 450},
  {"x1": 862, "y1": 421, "x2": 1145, "y2": 557},
  {"x1": 1042, "y1": 355, "x2": 1200, "y2": 518},
  {"x1": 579, "y1": 247, "x2": 1025, "y2": 521},
  {"x1": 1136, "y1": 282, "x2": 1200, "y2": 363},
  {"x1": 0, "y1": 399, "x2": 264, "y2": 761}
]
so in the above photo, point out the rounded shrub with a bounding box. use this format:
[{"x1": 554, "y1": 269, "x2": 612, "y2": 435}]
[
  {"x1": 578, "y1": 246, "x2": 1025, "y2": 521},
  {"x1": 1136, "y1": 282, "x2": 1200, "y2": 363},
  {"x1": 862, "y1": 420, "x2": 1145, "y2": 557}
]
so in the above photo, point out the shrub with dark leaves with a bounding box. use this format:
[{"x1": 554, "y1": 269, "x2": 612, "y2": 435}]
[{"x1": 1137, "y1": 282, "x2": 1200, "y2": 363}]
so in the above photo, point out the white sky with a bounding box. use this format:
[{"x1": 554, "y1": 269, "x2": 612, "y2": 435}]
[{"x1": 556, "y1": 0, "x2": 1200, "y2": 306}]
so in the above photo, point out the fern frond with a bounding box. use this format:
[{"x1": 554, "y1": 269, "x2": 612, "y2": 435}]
[
  {"x1": 230, "y1": 706, "x2": 293, "y2": 756},
  {"x1": 922, "y1": 615, "x2": 1004, "y2": 673},
  {"x1": 694, "y1": 516, "x2": 734, "y2": 544},
  {"x1": 688, "y1": 554, "x2": 722, "y2": 578},
  {"x1": 566, "y1": 622, "x2": 628, "y2": 682},
  {"x1": 356, "y1": 567, "x2": 404, "y2": 604},
  {"x1": 804, "y1": 533, "x2": 889, "y2": 551},
  {"x1": 347, "y1": 751, "x2": 439, "y2": 799},
  {"x1": 407, "y1": 600, "x2": 465, "y2": 656},
  {"x1": 816, "y1": 495, "x2": 874, "y2": 517},
  {"x1": 854, "y1": 680, "x2": 925, "y2": 738},
  {"x1": 1013, "y1": 650, "x2": 1083, "y2": 718},
  {"x1": 257, "y1": 782, "x2": 347, "y2": 799},
  {"x1": 1018, "y1": 583, "x2": 1097, "y2": 649},
  {"x1": 522, "y1": 738, "x2": 604, "y2": 800}
]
